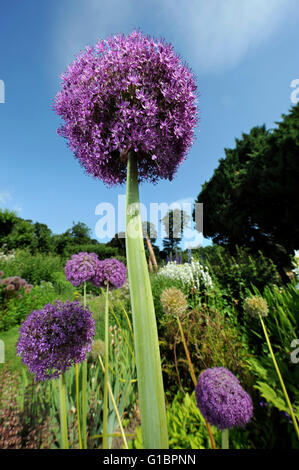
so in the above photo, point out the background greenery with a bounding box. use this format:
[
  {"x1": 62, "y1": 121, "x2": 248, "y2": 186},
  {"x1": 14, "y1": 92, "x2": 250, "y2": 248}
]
[{"x1": 0, "y1": 103, "x2": 298, "y2": 448}]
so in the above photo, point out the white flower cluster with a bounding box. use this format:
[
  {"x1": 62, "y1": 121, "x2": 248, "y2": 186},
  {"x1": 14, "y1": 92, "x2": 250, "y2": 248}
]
[
  {"x1": 0, "y1": 250, "x2": 15, "y2": 262},
  {"x1": 158, "y1": 260, "x2": 213, "y2": 290},
  {"x1": 292, "y1": 250, "x2": 299, "y2": 290}
]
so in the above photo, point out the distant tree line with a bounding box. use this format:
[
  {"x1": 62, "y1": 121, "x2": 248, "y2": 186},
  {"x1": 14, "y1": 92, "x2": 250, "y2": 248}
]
[
  {"x1": 0, "y1": 211, "x2": 120, "y2": 260},
  {"x1": 0, "y1": 209, "x2": 183, "y2": 263}
]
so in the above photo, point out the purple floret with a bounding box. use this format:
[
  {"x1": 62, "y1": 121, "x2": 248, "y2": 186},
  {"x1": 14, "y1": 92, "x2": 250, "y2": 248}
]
[
  {"x1": 64, "y1": 252, "x2": 99, "y2": 286},
  {"x1": 17, "y1": 301, "x2": 95, "y2": 381},
  {"x1": 195, "y1": 367, "x2": 253, "y2": 430},
  {"x1": 93, "y1": 258, "x2": 126, "y2": 289},
  {"x1": 53, "y1": 30, "x2": 198, "y2": 186}
]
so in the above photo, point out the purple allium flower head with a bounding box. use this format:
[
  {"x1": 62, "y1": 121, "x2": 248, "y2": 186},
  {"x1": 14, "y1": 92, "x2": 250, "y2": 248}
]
[
  {"x1": 93, "y1": 258, "x2": 126, "y2": 289},
  {"x1": 195, "y1": 367, "x2": 253, "y2": 430},
  {"x1": 53, "y1": 30, "x2": 198, "y2": 186},
  {"x1": 17, "y1": 301, "x2": 95, "y2": 381},
  {"x1": 64, "y1": 252, "x2": 99, "y2": 286}
]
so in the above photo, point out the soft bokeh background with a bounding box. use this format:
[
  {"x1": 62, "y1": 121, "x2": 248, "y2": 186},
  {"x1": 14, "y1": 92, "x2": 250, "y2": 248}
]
[{"x1": 0, "y1": 0, "x2": 298, "y2": 246}]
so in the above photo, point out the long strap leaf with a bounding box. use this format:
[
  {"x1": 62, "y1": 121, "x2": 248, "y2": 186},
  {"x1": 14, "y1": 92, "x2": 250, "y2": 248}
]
[{"x1": 125, "y1": 151, "x2": 168, "y2": 449}]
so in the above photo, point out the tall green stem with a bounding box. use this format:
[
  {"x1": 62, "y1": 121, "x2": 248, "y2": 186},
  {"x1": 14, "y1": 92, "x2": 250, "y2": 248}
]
[
  {"x1": 260, "y1": 315, "x2": 299, "y2": 441},
  {"x1": 125, "y1": 151, "x2": 168, "y2": 449},
  {"x1": 82, "y1": 281, "x2": 88, "y2": 448},
  {"x1": 98, "y1": 354, "x2": 128, "y2": 449},
  {"x1": 102, "y1": 283, "x2": 110, "y2": 449},
  {"x1": 59, "y1": 373, "x2": 69, "y2": 449},
  {"x1": 75, "y1": 363, "x2": 83, "y2": 449},
  {"x1": 176, "y1": 315, "x2": 216, "y2": 449},
  {"x1": 221, "y1": 429, "x2": 229, "y2": 449}
]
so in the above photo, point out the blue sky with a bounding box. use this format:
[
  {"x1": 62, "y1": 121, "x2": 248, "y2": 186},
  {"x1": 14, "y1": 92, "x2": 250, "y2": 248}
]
[{"x1": 0, "y1": 0, "x2": 299, "y2": 247}]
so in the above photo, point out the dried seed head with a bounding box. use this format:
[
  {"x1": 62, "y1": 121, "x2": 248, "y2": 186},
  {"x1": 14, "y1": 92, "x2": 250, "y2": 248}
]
[
  {"x1": 244, "y1": 296, "x2": 269, "y2": 318},
  {"x1": 160, "y1": 287, "x2": 188, "y2": 318},
  {"x1": 91, "y1": 339, "x2": 105, "y2": 358}
]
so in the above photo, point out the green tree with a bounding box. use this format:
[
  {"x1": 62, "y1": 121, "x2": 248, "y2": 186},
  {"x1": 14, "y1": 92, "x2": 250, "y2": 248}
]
[
  {"x1": 70, "y1": 221, "x2": 91, "y2": 244},
  {"x1": 52, "y1": 231, "x2": 73, "y2": 256},
  {"x1": 52, "y1": 222, "x2": 93, "y2": 256},
  {"x1": 106, "y1": 232, "x2": 126, "y2": 256},
  {"x1": 0, "y1": 209, "x2": 19, "y2": 242},
  {"x1": 34, "y1": 222, "x2": 53, "y2": 253},
  {"x1": 6, "y1": 219, "x2": 37, "y2": 251}
]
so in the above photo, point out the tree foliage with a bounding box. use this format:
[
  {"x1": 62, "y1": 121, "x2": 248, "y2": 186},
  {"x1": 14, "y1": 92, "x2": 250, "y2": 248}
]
[
  {"x1": 194, "y1": 103, "x2": 299, "y2": 270},
  {"x1": 0, "y1": 211, "x2": 122, "y2": 260}
]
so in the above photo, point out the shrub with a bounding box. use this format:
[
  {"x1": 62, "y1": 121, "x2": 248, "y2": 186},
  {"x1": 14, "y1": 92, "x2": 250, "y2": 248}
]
[
  {"x1": 159, "y1": 293, "x2": 250, "y2": 397},
  {"x1": 0, "y1": 282, "x2": 57, "y2": 331},
  {"x1": 193, "y1": 245, "x2": 280, "y2": 312},
  {"x1": 62, "y1": 244, "x2": 120, "y2": 261},
  {"x1": 0, "y1": 250, "x2": 64, "y2": 285}
]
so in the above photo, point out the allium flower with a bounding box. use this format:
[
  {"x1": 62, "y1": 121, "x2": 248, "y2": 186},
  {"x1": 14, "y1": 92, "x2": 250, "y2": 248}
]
[
  {"x1": 195, "y1": 367, "x2": 253, "y2": 430},
  {"x1": 93, "y1": 258, "x2": 126, "y2": 289},
  {"x1": 53, "y1": 30, "x2": 198, "y2": 186},
  {"x1": 160, "y1": 287, "x2": 187, "y2": 318},
  {"x1": 244, "y1": 296, "x2": 269, "y2": 318},
  {"x1": 0, "y1": 276, "x2": 32, "y2": 296},
  {"x1": 17, "y1": 301, "x2": 95, "y2": 381},
  {"x1": 5, "y1": 283, "x2": 15, "y2": 291},
  {"x1": 90, "y1": 339, "x2": 105, "y2": 359},
  {"x1": 158, "y1": 260, "x2": 213, "y2": 290},
  {"x1": 64, "y1": 252, "x2": 99, "y2": 286}
]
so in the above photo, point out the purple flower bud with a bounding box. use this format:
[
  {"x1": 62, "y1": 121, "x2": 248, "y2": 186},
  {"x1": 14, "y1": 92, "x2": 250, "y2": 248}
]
[{"x1": 195, "y1": 367, "x2": 253, "y2": 430}]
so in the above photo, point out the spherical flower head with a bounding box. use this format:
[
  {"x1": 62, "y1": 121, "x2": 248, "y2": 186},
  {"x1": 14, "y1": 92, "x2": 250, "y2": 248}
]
[
  {"x1": 93, "y1": 258, "x2": 126, "y2": 289},
  {"x1": 65, "y1": 252, "x2": 100, "y2": 286},
  {"x1": 53, "y1": 30, "x2": 198, "y2": 186},
  {"x1": 244, "y1": 296, "x2": 269, "y2": 319},
  {"x1": 17, "y1": 301, "x2": 95, "y2": 381},
  {"x1": 90, "y1": 339, "x2": 105, "y2": 359},
  {"x1": 5, "y1": 283, "x2": 15, "y2": 292},
  {"x1": 160, "y1": 287, "x2": 187, "y2": 318},
  {"x1": 195, "y1": 367, "x2": 253, "y2": 430},
  {"x1": 3, "y1": 277, "x2": 14, "y2": 286}
]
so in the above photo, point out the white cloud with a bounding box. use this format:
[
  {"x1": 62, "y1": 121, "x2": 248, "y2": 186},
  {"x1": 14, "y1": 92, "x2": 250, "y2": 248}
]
[
  {"x1": 52, "y1": 0, "x2": 137, "y2": 71},
  {"x1": 0, "y1": 191, "x2": 11, "y2": 205},
  {"x1": 161, "y1": 0, "x2": 296, "y2": 71},
  {"x1": 52, "y1": 0, "x2": 297, "y2": 74},
  {"x1": 12, "y1": 205, "x2": 23, "y2": 214},
  {"x1": 183, "y1": 231, "x2": 203, "y2": 250}
]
